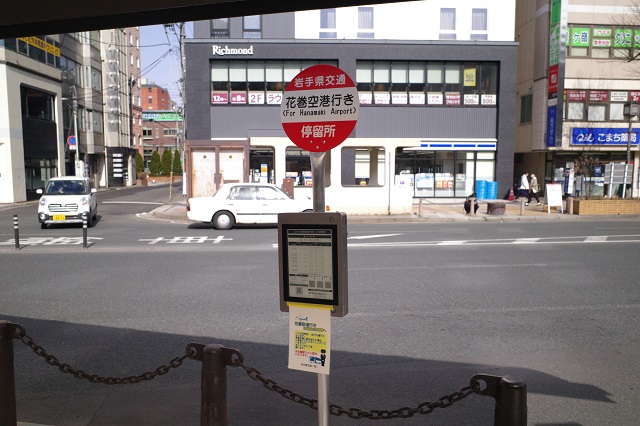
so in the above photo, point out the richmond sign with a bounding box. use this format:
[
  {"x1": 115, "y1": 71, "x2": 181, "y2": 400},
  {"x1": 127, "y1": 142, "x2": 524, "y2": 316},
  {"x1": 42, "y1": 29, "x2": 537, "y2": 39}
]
[{"x1": 212, "y1": 45, "x2": 254, "y2": 56}]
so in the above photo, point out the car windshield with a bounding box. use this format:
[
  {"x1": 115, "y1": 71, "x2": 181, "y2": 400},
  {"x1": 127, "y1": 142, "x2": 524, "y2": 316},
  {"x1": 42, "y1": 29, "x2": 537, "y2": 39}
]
[{"x1": 45, "y1": 180, "x2": 87, "y2": 195}]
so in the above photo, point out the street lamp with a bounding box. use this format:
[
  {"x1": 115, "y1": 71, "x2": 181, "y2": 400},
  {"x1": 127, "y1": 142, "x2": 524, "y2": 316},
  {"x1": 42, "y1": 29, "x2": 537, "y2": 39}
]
[{"x1": 623, "y1": 102, "x2": 639, "y2": 198}]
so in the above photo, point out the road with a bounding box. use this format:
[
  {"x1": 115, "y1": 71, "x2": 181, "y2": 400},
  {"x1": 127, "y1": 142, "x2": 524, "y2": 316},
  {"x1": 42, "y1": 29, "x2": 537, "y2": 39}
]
[{"x1": 1, "y1": 184, "x2": 639, "y2": 425}]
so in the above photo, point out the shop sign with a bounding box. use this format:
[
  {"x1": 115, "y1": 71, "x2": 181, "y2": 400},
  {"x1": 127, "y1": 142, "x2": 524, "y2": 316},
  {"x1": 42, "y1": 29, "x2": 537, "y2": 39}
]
[
  {"x1": 571, "y1": 27, "x2": 590, "y2": 47},
  {"x1": 592, "y1": 38, "x2": 611, "y2": 48},
  {"x1": 572, "y1": 127, "x2": 640, "y2": 145},
  {"x1": 593, "y1": 28, "x2": 612, "y2": 37},
  {"x1": 610, "y1": 91, "x2": 628, "y2": 102},
  {"x1": 481, "y1": 94, "x2": 497, "y2": 105},
  {"x1": 631, "y1": 91, "x2": 640, "y2": 102},
  {"x1": 212, "y1": 45, "x2": 254, "y2": 56},
  {"x1": 211, "y1": 92, "x2": 228, "y2": 104},
  {"x1": 427, "y1": 94, "x2": 443, "y2": 104},
  {"x1": 464, "y1": 94, "x2": 479, "y2": 105},
  {"x1": 614, "y1": 29, "x2": 632, "y2": 48},
  {"x1": 445, "y1": 94, "x2": 461, "y2": 105},
  {"x1": 567, "y1": 90, "x2": 586, "y2": 101},
  {"x1": 589, "y1": 90, "x2": 608, "y2": 102}
]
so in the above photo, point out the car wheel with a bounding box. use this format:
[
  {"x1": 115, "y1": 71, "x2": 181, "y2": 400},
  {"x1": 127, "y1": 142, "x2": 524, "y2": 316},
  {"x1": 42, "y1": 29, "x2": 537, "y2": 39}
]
[
  {"x1": 87, "y1": 212, "x2": 93, "y2": 228},
  {"x1": 213, "y1": 211, "x2": 234, "y2": 230},
  {"x1": 40, "y1": 223, "x2": 47, "y2": 229}
]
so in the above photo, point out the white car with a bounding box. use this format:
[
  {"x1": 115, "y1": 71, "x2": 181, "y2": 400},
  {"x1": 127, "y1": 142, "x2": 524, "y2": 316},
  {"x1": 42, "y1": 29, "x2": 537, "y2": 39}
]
[
  {"x1": 36, "y1": 177, "x2": 98, "y2": 229},
  {"x1": 187, "y1": 183, "x2": 312, "y2": 230}
]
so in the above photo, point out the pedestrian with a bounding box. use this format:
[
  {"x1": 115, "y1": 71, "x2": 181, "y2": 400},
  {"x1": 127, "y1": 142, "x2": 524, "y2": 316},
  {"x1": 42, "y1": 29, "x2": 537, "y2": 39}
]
[
  {"x1": 515, "y1": 172, "x2": 529, "y2": 201},
  {"x1": 527, "y1": 173, "x2": 542, "y2": 206},
  {"x1": 463, "y1": 193, "x2": 479, "y2": 214}
]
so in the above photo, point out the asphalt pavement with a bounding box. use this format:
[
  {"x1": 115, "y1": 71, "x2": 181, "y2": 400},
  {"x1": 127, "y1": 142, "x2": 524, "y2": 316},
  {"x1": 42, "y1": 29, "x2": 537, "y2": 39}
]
[{"x1": 7, "y1": 182, "x2": 640, "y2": 425}]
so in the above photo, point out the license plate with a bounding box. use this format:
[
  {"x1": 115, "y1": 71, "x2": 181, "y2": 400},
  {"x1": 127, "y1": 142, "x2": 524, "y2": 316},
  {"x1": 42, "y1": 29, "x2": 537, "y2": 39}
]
[{"x1": 52, "y1": 214, "x2": 66, "y2": 221}]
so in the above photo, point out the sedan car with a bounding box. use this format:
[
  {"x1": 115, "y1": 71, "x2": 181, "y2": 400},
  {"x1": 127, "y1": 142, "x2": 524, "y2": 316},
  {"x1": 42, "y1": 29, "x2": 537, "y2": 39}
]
[
  {"x1": 37, "y1": 177, "x2": 98, "y2": 228},
  {"x1": 187, "y1": 183, "x2": 312, "y2": 230}
]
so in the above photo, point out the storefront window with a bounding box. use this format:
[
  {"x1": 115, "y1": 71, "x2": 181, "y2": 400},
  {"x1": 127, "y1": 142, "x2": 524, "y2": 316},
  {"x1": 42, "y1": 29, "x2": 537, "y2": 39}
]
[
  {"x1": 286, "y1": 147, "x2": 331, "y2": 187},
  {"x1": 341, "y1": 147, "x2": 385, "y2": 186},
  {"x1": 249, "y1": 147, "x2": 274, "y2": 183}
]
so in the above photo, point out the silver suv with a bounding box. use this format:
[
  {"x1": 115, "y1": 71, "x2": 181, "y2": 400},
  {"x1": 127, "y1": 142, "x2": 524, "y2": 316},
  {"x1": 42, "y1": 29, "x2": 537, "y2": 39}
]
[{"x1": 36, "y1": 177, "x2": 98, "y2": 228}]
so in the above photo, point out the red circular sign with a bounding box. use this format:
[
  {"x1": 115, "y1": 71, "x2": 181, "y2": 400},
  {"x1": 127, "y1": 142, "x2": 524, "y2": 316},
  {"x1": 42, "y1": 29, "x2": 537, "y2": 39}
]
[{"x1": 281, "y1": 64, "x2": 359, "y2": 152}]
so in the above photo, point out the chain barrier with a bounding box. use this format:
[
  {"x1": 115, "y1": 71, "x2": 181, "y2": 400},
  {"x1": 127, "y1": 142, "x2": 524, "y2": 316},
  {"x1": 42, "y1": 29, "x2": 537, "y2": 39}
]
[
  {"x1": 11, "y1": 323, "x2": 195, "y2": 385},
  {"x1": 229, "y1": 352, "x2": 479, "y2": 420}
]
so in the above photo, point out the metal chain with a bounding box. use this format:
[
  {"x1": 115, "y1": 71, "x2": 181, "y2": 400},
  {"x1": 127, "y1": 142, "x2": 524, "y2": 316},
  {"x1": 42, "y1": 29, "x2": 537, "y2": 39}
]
[
  {"x1": 11, "y1": 323, "x2": 195, "y2": 385},
  {"x1": 231, "y1": 356, "x2": 478, "y2": 419}
]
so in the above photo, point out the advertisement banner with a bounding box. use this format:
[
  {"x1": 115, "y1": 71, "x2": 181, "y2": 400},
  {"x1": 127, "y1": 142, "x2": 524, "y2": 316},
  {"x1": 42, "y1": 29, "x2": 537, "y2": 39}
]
[{"x1": 571, "y1": 127, "x2": 639, "y2": 145}]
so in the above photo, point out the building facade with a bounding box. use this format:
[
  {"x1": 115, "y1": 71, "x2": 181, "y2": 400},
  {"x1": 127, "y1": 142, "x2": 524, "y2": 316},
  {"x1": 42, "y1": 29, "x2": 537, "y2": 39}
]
[
  {"x1": 516, "y1": 0, "x2": 640, "y2": 197},
  {"x1": 0, "y1": 29, "x2": 141, "y2": 203},
  {"x1": 184, "y1": 3, "x2": 517, "y2": 214}
]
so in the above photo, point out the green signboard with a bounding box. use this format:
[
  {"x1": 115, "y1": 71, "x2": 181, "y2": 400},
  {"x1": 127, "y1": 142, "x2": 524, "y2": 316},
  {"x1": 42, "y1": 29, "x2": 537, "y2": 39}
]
[
  {"x1": 614, "y1": 28, "x2": 632, "y2": 48},
  {"x1": 142, "y1": 111, "x2": 183, "y2": 122},
  {"x1": 571, "y1": 27, "x2": 590, "y2": 47}
]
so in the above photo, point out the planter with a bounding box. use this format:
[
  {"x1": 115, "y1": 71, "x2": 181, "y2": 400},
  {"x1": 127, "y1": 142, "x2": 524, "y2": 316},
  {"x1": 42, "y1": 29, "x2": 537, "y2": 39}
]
[
  {"x1": 147, "y1": 176, "x2": 182, "y2": 183},
  {"x1": 572, "y1": 199, "x2": 640, "y2": 215}
]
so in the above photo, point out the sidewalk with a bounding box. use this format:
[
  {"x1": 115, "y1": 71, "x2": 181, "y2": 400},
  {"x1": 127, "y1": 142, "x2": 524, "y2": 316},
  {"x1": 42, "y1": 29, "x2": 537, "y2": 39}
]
[{"x1": 150, "y1": 195, "x2": 640, "y2": 223}]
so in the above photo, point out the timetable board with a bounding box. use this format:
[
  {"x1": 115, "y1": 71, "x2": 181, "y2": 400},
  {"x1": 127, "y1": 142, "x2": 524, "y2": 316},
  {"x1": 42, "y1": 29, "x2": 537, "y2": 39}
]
[{"x1": 278, "y1": 212, "x2": 348, "y2": 317}]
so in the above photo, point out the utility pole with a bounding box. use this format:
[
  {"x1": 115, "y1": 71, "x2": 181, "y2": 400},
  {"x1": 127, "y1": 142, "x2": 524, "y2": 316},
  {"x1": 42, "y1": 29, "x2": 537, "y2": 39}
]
[
  {"x1": 129, "y1": 77, "x2": 136, "y2": 148},
  {"x1": 71, "y1": 85, "x2": 82, "y2": 177}
]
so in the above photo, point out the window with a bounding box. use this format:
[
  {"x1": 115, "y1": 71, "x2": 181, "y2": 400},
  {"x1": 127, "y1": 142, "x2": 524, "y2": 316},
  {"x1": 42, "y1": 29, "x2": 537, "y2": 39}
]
[
  {"x1": 91, "y1": 111, "x2": 103, "y2": 133},
  {"x1": 520, "y1": 94, "x2": 533, "y2": 124},
  {"x1": 472, "y1": 9, "x2": 487, "y2": 31},
  {"x1": 163, "y1": 128, "x2": 178, "y2": 136},
  {"x1": 373, "y1": 61, "x2": 390, "y2": 104},
  {"x1": 320, "y1": 9, "x2": 337, "y2": 38},
  {"x1": 358, "y1": 7, "x2": 374, "y2": 39},
  {"x1": 286, "y1": 147, "x2": 331, "y2": 186},
  {"x1": 211, "y1": 18, "x2": 230, "y2": 38},
  {"x1": 440, "y1": 8, "x2": 456, "y2": 30},
  {"x1": 210, "y1": 60, "x2": 336, "y2": 105},
  {"x1": 143, "y1": 128, "x2": 152, "y2": 139},
  {"x1": 391, "y1": 62, "x2": 408, "y2": 104},
  {"x1": 90, "y1": 67, "x2": 102, "y2": 92},
  {"x1": 243, "y1": 15, "x2": 261, "y2": 38},
  {"x1": 470, "y1": 34, "x2": 488, "y2": 41},
  {"x1": 21, "y1": 86, "x2": 54, "y2": 121},
  {"x1": 341, "y1": 147, "x2": 385, "y2": 186}
]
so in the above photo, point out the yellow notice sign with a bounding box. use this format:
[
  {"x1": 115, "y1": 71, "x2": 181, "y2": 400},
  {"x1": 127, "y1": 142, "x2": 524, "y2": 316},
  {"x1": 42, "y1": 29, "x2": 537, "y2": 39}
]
[
  {"x1": 288, "y1": 304, "x2": 331, "y2": 375},
  {"x1": 464, "y1": 68, "x2": 476, "y2": 86}
]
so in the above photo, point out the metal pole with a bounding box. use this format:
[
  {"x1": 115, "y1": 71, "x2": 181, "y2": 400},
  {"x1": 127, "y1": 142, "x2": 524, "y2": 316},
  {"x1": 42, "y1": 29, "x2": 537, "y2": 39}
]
[
  {"x1": 82, "y1": 214, "x2": 88, "y2": 249},
  {"x1": 201, "y1": 344, "x2": 228, "y2": 426},
  {"x1": 494, "y1": 376, "x2": 527, "y2": 426},
  {"x1": 72, "y1": 86, "x2": 80, "y2": 177},
  {"x1": 13, "y1": 215, "x2": 19, "y2": 250},
  {"x1": 0, "y1": 321, "x2": 17, "y2": 426},
  {"x1": 310, "y1": 151, "x2": 329, "y2": 426},
  {"x1": 624, "y1": 118, "x2": 632, "y2": 198}
]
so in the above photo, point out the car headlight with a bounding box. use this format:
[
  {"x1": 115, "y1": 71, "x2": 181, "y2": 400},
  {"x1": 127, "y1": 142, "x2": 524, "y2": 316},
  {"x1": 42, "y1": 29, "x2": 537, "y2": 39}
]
[
  {"x1": 79, "y1": 196, "x2": 88, "y2": 205},
  {"x1": 39, "y1": 198, "x2": 47, "y2": 206}
]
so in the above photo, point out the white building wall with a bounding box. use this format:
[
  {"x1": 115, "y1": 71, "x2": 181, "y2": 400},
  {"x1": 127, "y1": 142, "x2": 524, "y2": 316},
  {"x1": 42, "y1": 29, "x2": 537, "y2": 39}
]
[{"x1": 295, "y1": 0, "x2": 515, "y2": 41}]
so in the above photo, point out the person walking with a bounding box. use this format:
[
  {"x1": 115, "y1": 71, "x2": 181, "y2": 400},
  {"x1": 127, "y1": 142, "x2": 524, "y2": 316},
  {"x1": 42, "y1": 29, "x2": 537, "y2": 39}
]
[
  {"x1": 527, "y1": 173, "x2": 542, "y2": 206},
  {"x1": 516, "y1": 172, "x2": 529, "y2": 201}
]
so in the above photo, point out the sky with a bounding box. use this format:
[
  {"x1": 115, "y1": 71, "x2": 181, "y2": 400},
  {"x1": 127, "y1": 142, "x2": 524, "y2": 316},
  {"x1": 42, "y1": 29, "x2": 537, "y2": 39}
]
[{"x1": 139, "y1": 23, "x2": 194, "y2": 107}]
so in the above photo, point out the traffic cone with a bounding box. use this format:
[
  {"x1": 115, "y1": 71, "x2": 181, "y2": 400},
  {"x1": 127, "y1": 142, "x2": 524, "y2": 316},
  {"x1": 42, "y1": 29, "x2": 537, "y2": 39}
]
[{"x1": 508, "y1": 186, "x2": 515, "y2": 201}]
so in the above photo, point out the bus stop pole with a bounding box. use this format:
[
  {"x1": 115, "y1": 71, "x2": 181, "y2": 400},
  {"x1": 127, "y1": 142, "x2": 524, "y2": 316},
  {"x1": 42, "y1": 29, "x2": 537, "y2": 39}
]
[{"x1": 310, "y1": 152, "x2": 329, "y2": 426}]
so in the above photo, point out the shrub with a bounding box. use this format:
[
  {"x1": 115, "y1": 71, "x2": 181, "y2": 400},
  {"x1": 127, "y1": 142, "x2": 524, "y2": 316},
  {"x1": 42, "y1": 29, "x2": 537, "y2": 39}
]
[
  {"x1": 161, "y1": 149, "x2": 173, "y2": 176},
  {"x1": 149, "y1": 151, "x2": 161, "y2": 176},
  {"x1": 172, "y1": 151, "x2": 183, "y2": 175},
  {"x1": 135, "y1": 152, "x2": 144, "y2": 173}
]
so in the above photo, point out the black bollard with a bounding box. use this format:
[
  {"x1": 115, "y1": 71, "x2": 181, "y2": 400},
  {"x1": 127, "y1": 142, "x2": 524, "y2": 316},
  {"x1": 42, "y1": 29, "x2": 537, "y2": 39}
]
[
  {"x1": 201, "y1": 344, "x2": 228, "y2": 426},
  {"x1": 471, "y1": 374, "x2": 527, "y2": 426},
  {"x1": 13, "y1": 215, "x2": 19, "y2": 250},
  {"x1": 82, "y1": 214, "x2": 88, "y2": 249},
  {"x1": 0, "y1": 321, "x2": 17, "y2": 426}
]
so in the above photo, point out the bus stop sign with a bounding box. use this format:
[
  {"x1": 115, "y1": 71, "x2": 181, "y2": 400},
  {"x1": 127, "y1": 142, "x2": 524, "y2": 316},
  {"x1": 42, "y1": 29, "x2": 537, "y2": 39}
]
[{"x1": 281, "y1": 64, "x2": 359, "y2": 152}]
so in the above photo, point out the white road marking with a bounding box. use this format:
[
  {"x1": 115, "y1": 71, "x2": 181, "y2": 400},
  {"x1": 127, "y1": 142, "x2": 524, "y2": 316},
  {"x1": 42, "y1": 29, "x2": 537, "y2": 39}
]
[
  {"x1": 103, "y1": 201, "x2": 164, "y2": 205},
  {"x1": 348, "y1": 233, "x2": 401, "y2": 240}
]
